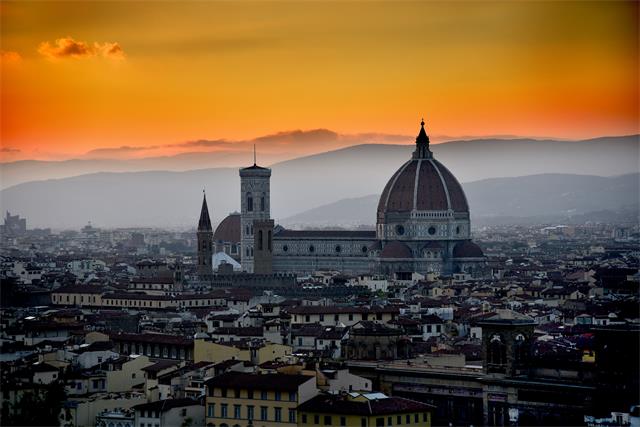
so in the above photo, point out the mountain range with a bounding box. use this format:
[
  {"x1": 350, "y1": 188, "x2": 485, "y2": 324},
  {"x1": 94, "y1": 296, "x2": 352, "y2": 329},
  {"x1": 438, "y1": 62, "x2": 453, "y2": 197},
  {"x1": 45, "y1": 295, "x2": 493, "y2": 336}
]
[
  {"x1": 0, "y1": 135, "x2": 638, "y2": 229},
  {"x1": 1, "y1": 134, "x2": 637, "y2": 189}
]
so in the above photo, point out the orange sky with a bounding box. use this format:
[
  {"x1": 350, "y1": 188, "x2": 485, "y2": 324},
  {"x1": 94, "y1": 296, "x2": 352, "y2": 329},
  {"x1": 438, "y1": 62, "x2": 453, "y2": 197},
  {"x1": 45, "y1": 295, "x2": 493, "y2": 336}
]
[{"x1": 1, "y1": 1, "x2": 638, "y2": 161}]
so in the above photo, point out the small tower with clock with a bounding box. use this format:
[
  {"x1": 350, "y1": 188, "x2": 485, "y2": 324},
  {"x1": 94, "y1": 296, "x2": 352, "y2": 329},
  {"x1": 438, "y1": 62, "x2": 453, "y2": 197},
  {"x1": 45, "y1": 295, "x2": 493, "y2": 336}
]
[{"x1": 239, "y1": 151, "x2": 271, "y2": 273}]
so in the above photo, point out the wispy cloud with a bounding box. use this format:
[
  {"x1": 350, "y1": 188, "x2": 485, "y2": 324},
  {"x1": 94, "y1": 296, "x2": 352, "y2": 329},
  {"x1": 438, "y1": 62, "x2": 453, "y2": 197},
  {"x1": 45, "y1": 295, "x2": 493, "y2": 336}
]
[
  {"x1": 1, "y1": 147, "x2": 21, "y2": 153},
  {"x1": 0, "y1": 50, "x2": 22, "y2": 64},
  {"x1": 38, "y1": 37, "x2": 125, "y2": 60}
]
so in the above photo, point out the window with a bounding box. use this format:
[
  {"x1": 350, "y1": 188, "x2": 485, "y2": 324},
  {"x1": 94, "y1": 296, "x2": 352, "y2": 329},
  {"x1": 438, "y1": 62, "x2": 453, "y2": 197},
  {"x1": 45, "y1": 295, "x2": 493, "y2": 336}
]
[
  {"x1": 428, "y1": 226, "x2": 436, "y2": 235},
  {"x1": 427, "y1": 325, "x2": 432, "y2": 333},
  {"x1": 247, "y1": 390, "x2": 254, "y2": 399},
  {"x1": 260, "y1": 406, "x2": 268, "y2": 421},
  {"x1": 221, "y1": 388, "x2": 227, "y2": 397},
  {"x1": 309, "y1": 245, "x2": 315, "y2": 253},
  {"x1": 247, "y1": 194, "x2": 253, "y2": 211},
  {"x1": 258, "y1": 230, "x2": 263, "y2": 250},
  {"x1": 314, "y1": 415, "x2": 320, "y2": 424},
  {"x1": 274, "y1": 407, "x2": 282, "y2": 422},
  {"x1": 335, "y1": 245, "x2": 341, "y2": 253},
  {"x1": 388, "y1": 417, "x2": 392, "y2": 426},
  {"x1": 423, "y1": 413, "x2": 427, "y2": 422},
  {"x1": 340, "y1": 416, "x2": 346, "y2": 426},
  {"x1": 220, "y1": 404, "x2": 228, "y2": 418},
  {"x1": 234, "y1": 389, "x2": 241, "y2": 398},
  {"x1": 181, "y1": 409, "x2": 187, "y2": 417},
  {"x1": 289, "y1": 409, "x2": 296, "y2": 423},
  {"x1": 397, "y1": 415, "x2": 402, "y2": 424},
  {"x1": 275, "y1": 391, "x2": 281, "y2": 401},
  {"x1": 261, "y1": 390, "x2": 268, "y2": 400},
  {"x1": 207, "y1": 404, "x2": 215, "y2": 418},
  {"x1": 324, "y1": 415, "x2": 332, "y2": 425},
  {"x1": 361, "y1": 419, "x2": 367, "y2": 427},
  {"x1": 334, "y1": 314, "x2": 339, "y2": 322},
  {"x1": 283, "y1": 245, "x2": 288, "y2": 252},
  {"x1": 405, "y1": 415, "x2": 410, "y2": 424},
  {"x1": 261, "y1": 196, "x2": 265, "y2": 211},
  {"x1": 247, "y1": 406, "x2": 254, "y2": 420},
  {"x1": 233, "y1": 405, "x2": 241, "y2": 419},
  {"x1": 376, "y1": 418, "x2": 384, "y2": 427},
  {"x1": 319, "y1": 314, "x2": 325, "y2": 322},
  {"x1": 268, "y1": 230, "x2": 272, "y2": 251},
  {"x1": 349, "y1": 314, "x2": 353, "y2": 321},
  {"x1": 305, "y1": 315, "x2": 310, "y2": 322},
  {"x1": 289, "y1": 391, "x2": 297, "y2": 402},
  {"x1": 302, "y1": 414, "x2": 308, "y2": 423},
  {"x1": 414, "y1": 413, "x2": 419, "y2": 423},
  {"x1": 298, "y1": 337, "x2": 303, "y2": 346}
]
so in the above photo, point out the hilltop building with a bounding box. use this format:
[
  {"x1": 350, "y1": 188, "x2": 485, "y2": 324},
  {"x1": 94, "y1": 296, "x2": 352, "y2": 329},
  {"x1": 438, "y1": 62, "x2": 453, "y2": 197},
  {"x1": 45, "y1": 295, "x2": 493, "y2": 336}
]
[{"x1": 200, "y1": 120, "x2": 487, "y2": 277}]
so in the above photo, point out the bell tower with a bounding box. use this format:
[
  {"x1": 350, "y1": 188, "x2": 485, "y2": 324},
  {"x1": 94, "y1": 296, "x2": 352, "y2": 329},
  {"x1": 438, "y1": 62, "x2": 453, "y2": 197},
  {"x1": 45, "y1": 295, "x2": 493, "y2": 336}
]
[
  {"x1": 239, "y1": 151, "x2": 271, "y2": 273},
  {"x1": 197, "y1": 191, "x2": 213, "y2": 278}
]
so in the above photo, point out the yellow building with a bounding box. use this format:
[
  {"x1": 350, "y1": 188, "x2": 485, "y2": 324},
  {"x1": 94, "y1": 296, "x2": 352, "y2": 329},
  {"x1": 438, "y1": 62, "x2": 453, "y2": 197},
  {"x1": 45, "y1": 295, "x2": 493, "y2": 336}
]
[
  {"x1": 205, "y1": 372, "x2": 318, "y2": 427},
  {"x1": 297, "y1": 392, "x2": 433, "y2": 427},
  {"x1": 194, "y1": 339, "x2": 292, "y2": 365}
]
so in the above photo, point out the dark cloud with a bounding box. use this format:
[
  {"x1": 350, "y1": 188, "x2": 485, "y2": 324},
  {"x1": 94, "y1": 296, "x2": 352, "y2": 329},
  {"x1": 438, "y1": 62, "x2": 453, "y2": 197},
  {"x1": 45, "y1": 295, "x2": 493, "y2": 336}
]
[{"x1": 38, "y1": 37, "x2": 125, "y2": 60}]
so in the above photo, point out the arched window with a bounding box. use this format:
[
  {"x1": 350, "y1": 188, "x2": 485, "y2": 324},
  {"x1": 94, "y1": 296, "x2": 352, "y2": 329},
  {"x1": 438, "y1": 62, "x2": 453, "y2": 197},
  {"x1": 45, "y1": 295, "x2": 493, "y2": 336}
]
[
  {"x1": 261, "y1": 194, "x2": 265, "y2": 211},
  {"x1": 268, "y1": 230, "x2": 272, "y2": 251},
  {"x1": 247, "y1": 193, "x2": 253, "y2": 211},
  {"x1": 514, "y1": 333, "x2": 528, "y2": 365},
  {"x1": 488, "y1": 334, "x2": 507, "y2": 370},
  {"x1": 258, "y1": 230, "x2": 263, "y2": 250}
]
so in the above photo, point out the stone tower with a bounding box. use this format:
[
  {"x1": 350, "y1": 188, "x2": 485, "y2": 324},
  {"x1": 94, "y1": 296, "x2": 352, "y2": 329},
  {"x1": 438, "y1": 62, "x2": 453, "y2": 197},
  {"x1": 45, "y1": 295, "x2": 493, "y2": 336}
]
[
  {"x1": 253, "y1": 219, "x2": 274, "y2": 274},
  {"x1": 239, "y1": 160, "x2": 271, "y2": 273},
  {"x1": 477, "y1": 309, "x2": 536, "y2": 377},
  {"x1": 197, "y1": 192, "x2": 213, "y2": 278}
]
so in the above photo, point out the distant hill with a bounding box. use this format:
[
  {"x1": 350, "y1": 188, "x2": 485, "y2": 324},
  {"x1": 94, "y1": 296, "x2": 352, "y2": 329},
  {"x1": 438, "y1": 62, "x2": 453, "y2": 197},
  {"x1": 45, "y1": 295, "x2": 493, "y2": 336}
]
[
  {"x1": 0, "y1": 136, "x2": 638, "y2": 229},
  {"x1": 280, "y1": 173, "x2": 640, "y2": 227},
  {"x1": 1, "y1": 134, "x2": 637, "y2": 189}
]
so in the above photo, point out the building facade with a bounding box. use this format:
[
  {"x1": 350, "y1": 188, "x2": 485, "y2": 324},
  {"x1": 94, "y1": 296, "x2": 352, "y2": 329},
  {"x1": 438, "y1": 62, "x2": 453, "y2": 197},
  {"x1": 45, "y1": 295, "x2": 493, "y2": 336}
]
[{"x1": 205, "y1": 120, "x2": 486, "y2": 277}]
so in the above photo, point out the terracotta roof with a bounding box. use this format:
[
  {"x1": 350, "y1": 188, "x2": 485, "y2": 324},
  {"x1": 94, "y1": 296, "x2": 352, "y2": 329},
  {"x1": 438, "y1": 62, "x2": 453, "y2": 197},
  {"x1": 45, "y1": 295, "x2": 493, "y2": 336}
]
[
  {"x1": 132, "y1": 398, "x2": 200, "y2": 413},
  {"x1": 377, "y1": 125, "x2": 468, "y2": 223},
  {"x1": 380, "y1": 241, "x2": 412, "y2": 259},
  {"x1": 287, "y1": 305, "x2": 399, "y2": 315},
  {"x1": 298, "y1": 394, "x2": 433, "y2": 416},
  {"x1": 205, "y1": 372, "x2": 312, "y2": 391},
  {"x1": 213, "y1": 213, "x2": 241, "y2": 243}
]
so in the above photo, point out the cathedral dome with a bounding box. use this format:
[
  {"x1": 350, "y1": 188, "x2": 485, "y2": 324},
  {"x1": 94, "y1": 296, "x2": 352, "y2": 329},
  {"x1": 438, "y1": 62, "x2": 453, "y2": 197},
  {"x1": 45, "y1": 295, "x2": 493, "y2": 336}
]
[
  {"x1": 452, "y1": 241, "x2": 484, "y2": 258},
  {"x1": 380, "y1": 241, "x2": 413, "y2": 258},
  {"x1": 377, "y1": 121, "x2": 468, "y2": 223},
  {"x1": 213, "y1": 213, "x2": 241, "y2": 243}
]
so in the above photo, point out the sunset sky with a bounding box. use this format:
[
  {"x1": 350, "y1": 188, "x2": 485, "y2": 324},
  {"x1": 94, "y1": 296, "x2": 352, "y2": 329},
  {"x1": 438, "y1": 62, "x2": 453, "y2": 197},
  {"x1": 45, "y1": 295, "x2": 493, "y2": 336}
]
[{"x1": 1, "y1": 1, "x2": 638, "y2": 162}]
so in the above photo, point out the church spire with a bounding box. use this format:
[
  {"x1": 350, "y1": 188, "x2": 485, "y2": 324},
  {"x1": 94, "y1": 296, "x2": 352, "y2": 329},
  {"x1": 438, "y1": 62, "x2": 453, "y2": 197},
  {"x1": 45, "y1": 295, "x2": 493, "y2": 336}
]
[
  {"x1": 412, "y1": 118, "x2": 432, "y2": 159},
  {"x1": 198, "y1": 190, "x2": 212, "y2": 231}
]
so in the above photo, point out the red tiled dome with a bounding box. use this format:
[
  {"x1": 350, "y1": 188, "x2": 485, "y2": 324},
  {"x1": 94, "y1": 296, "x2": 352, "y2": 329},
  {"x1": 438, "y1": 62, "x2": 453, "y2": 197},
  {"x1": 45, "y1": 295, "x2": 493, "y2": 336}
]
[
  {"x1": 452, "y1": 241, "x2": 484, "y2": 258},
  {"x1": 376, "y1": 121, "x2": 468, "y2": 223},
  {"x1": 380, "y1": 241, "x2": 413, "y2": 259},
  {"x1": 377, "y1": 158, "x2": 468, "y2": 221},
  {"x1": 213, "y1": 213, "x2": 241, "y2": 243}
]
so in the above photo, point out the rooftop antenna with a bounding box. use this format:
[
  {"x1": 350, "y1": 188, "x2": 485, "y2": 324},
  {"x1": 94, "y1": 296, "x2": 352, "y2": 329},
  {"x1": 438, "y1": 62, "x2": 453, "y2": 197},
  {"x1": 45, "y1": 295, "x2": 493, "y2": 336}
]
[{"x1": 253, "y1": 144, "x2": 257, "y2": 166}]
